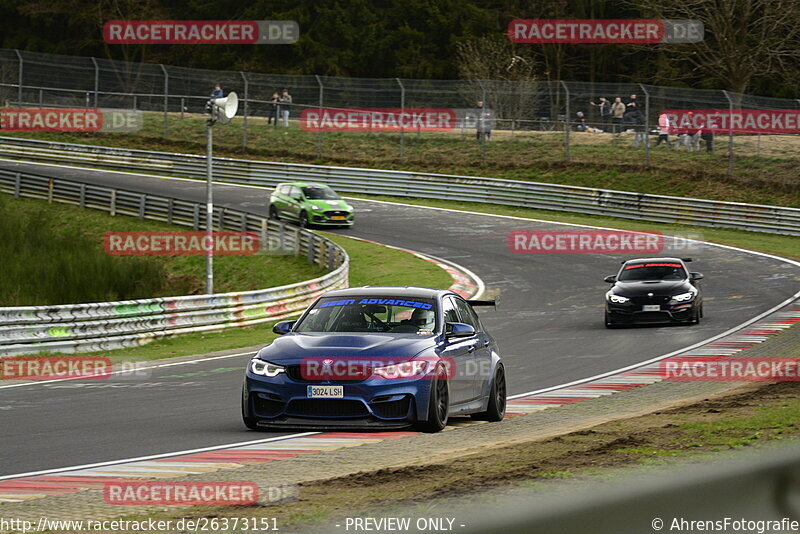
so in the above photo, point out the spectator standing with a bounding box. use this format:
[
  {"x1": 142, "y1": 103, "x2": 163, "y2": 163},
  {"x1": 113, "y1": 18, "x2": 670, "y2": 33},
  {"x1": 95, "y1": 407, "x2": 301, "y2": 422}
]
[
  {"x1": 625, "y1": 103, "x2": 647, "y2": 147},
  {"x1": 474, "y1": 100, "x2": 493, "y2": 141},
  {"x1": 266, "y1": 92, "x2": 279, "y2": 125},
  {"x1": 590, "y1": 97, "x2": 610, "y2": 129},
  {"x1": 210, "y1": 84, "x2": 223, "y2": 99},
  {"x1": 610, "y1": 97, "x2": 625, "y2": 134},
  {"x1": 656, "y1": 112, "x2": 672, "y2": 148},
  {"x1": 279, "y1": 88, "x2": 292, "y2": 128},
  {"x1": 701, "y1": 131, "x2": 714, "y2": 152},
  {"x1": 626, "y1": 93, "x2": 639, "y2": 109}
]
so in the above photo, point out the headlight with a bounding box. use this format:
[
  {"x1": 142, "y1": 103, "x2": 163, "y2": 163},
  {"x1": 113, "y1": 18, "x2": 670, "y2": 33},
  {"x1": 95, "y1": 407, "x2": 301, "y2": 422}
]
[
  {"x1": 607, "y1": 294, "x2": 630, "y2": 304},
  {"x1": 671, "y1": 291, "x2": 696, "y2": 302},
  {"x1": 373, "y1": 360, "x2": 431, "y2": 379},
  {"x1": 310, "y1": 205, "x2": 321, "y2": 210},
  {"x1": 250, "y1": 359, "x2": 285, "y2": 377}
]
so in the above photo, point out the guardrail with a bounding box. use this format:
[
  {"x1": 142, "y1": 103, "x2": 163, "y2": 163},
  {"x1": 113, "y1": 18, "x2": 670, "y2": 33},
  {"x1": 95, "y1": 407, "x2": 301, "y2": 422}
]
[
  {"x1": 0, "y1": 168, "x2": 349, "y2": 356},
  {"x1": 1, "y1": 136, "x2": 798, "y2": 236}
]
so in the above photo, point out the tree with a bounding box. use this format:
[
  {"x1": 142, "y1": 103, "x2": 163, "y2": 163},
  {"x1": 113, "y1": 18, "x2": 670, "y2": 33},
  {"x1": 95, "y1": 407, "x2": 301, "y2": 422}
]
[{"x1": 633, "y1": 0, "x2": 800, "y2": 94}]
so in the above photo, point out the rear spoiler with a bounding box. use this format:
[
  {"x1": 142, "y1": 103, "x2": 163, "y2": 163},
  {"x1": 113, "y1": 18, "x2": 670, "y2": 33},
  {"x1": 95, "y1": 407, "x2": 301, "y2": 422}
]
[
  {"x1": 621, "y1": 258, "x2": 693, "y2": 264},
  {"x1": 467, "y1": 299, "x2": 496, "y2": 309}
]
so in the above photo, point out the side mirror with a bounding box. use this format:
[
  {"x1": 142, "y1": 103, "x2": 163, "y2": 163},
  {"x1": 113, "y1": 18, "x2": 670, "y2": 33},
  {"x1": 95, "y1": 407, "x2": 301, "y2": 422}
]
[
  {"x1": 446, "y1": 322, "x2": 475, "y2": 338},
  {"x1": 690, "y1": 272, "x2": 704, "y2": 281},
  {"x1": 272, "y1": 320, "x2": 296, "y2": 335},
  {"x1": 604, "y1": 275, "x2": 617, "y2": 283},
  {"x1": 294, "y1": 196, "x2": 303, "y2": 202}
]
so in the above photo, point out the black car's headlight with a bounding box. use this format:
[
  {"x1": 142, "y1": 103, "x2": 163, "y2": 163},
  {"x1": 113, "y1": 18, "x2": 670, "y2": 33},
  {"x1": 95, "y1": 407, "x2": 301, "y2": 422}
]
[
  {"x1": 250, "y1": 359, "x2": 285, "y2": 377},
  {"x1": 607, "y1": 293, "x2": 630, "y2": 304},
  {"x1": 671, "y1": 291, "x2": 696, "y2": 303}
]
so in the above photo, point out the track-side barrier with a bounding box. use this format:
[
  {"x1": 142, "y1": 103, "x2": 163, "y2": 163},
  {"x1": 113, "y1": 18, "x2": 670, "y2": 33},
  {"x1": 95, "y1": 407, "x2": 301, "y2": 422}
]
[{"x1": 0, "y1": 136, "x2": 798, "y2": 235}]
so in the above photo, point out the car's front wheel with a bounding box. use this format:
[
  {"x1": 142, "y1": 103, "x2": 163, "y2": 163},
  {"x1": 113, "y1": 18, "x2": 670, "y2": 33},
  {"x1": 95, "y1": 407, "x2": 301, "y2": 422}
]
[
  {"x1": 471, "y1": 364, "x2": 506, "y2": 422},
  {"x1": 604, "y1": 311, "x2": 618, "y2": 329},
  {"x1": 268, "y1": 205, "x2": 279, "y2": 221},
  {"x1": 417, "y1": 367, "x2": 449, "y2": 433},
  {"x1": 298, "y1": 210, "x2": 309, "y2": 228}
]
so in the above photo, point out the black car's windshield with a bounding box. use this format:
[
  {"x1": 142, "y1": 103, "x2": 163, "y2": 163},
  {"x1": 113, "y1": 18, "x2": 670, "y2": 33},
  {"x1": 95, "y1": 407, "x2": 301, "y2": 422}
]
[
  {"x1": 295, "y1": 296, "x2": 438, "y2": 334},
  {"x1": 618, "y1": 262, "x2": 687, "y2": 281},
  {"x1": 302, "y1": 186, "x2": 339, "y2": 200}
]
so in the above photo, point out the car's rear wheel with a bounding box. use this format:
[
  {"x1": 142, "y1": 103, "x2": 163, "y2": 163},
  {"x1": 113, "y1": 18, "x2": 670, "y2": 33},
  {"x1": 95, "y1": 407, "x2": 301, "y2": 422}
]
[
  {"x1": 268, "y1": 205, "x2": 279, "y2": 220},
  {"x1": 241, "y1": 387, "x2": 260, "y2": 430},
  {"x1": 471, "y1": 364, "x2": 506, "y2": 422},
  {"x1": 417, "y1": 367, "x2": 449, "y2": 433}
]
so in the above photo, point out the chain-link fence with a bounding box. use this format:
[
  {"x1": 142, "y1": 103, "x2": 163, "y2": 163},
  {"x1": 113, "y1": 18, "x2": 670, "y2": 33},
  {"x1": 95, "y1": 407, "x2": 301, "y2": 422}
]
[{"x1": 1, "y1": 49, "x2": 799, "y2": 182}]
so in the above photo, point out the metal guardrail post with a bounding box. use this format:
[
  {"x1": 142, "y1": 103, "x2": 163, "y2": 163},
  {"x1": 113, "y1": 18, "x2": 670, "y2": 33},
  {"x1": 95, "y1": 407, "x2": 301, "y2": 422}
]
[
  {"x1": 110, "y1": 189, "x2": 116, "y2": 216},
  {"x1": 160, "y1": 64, "x2": 169, "y2": 137},
  {"x1": 139, "y1": 195, "x2": 146, "y2": 219},
  {"x1": 477, "y1": 80, "x2": 487, "y2": 164},
  {"x1": 14, "y1": 173, "x2": 21, "y2": 197},
  {"x1": 640, "y1": 84, "x2": 650, "y2": 165},
  {"x1": 723, "y1": 90, "x2": 734, "y2": 178},
  {"x1": 315, "y1": 75, "x2": 324, "y2": 159},
  {"x1": 79, "y1": 183, "x2": 85, "y2": 208},
  {"x1": 240, "y1": 71, "x2": 249, "y2": 150},
  {"x1": 193, "y1": 204, "x2": 199, "y2": 230},
  {"x1": 561, "y1": 81, "x2": 571, "y2": 162},
  {"x1": 14, "y1": 50, "x2": 22, "y2": 108},
  {"x1": 47, "y1": 178, "x2": 54, "y2": 204},
  {"x1": 307, "y1": 234, "x2": 315, "y2": 264},
  {"x1": 167, "y1": 198, "x2": 174, "y2": 224},
  {"x1": 397, "y1": 77, "x2": 405, "y2": 159},
  {"x1": 91, "y1": 57, "x2": 99, "y2": 108}
]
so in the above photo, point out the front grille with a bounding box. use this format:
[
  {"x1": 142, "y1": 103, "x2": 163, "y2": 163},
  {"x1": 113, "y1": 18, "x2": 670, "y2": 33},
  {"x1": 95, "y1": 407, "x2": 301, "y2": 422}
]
[
  {"x1": 630, "y1": 295, "x2": 670, "y2": 305},
  {"x1": 285, "y1": 365, "x2": 369, "y2": 383},
  {"x1": 286, "y1": 399, "x2": 369, "y2": 418},
  {"x1": 633, "y1": 311, "x2": 671, "y2": 322},
  {"x1": 253, "y1": 394, "x2": 284, "y2": 417},
  {"x1": 324, "y1": 210, "x2": 349, "y2": 218},
  {"x1": 371, "y1": 396, "x2": 412, "y2": 419}
]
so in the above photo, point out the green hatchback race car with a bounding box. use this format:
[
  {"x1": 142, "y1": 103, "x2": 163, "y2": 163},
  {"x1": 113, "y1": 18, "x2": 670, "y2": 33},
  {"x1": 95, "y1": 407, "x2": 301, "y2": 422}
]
[{"x1": 268, "y1": 182, "x2": 355, "y2": 228}]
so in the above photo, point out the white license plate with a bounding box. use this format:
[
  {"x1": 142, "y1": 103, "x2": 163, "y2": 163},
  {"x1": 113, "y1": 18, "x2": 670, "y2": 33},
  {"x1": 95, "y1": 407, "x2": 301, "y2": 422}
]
[
  {"x1": 331, "y1": 215, "x2": 346, "y2": 220},
  {"x1": 642, "y1": 304, "x2": 661, "y2": 312},
  {"x1": 307, "y1": 385, "x2": 343, "y2": 398}
]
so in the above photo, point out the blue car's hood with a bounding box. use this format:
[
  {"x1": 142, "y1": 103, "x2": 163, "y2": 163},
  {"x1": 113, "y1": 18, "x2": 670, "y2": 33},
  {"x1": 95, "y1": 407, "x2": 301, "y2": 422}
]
[{"x1": 256, "y1": 333, "x2": 437, "y2": 365}]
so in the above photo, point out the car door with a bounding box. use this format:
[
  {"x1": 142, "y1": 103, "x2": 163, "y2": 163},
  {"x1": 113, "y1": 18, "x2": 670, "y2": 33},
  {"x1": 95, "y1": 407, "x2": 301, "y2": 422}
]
[
  {"x1": 439, "y1": 296, "x2": 477, "y2": 405},
  {"x1": 286, "y1": 185, "x2": 304, "y2": 220},
  {"x1": 454, "y1": 297, "x2": 492, "y2": 400},
  {"x1": 273, "y1": 185, "x2": 291, "y2": 218}
]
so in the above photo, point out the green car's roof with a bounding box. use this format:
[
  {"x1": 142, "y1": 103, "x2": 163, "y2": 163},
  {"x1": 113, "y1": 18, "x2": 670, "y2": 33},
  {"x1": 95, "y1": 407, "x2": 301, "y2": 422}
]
[{"x1": 277, "y1": 182, "x2": 333, "y2": 188}]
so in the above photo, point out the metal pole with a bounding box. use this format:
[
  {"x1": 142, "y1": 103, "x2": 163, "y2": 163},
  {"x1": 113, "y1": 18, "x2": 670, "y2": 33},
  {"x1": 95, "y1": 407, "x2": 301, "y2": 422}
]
[
  {"x1": 723, "y1": 90, "x2": 734, "y2": 178},
  {"x1": 160, "y1": 64, "x2": 168, "y2": 137},
  {"x1": 396, "y1": 78, "x2": 405, "y2": 159},
  {"x1": 14, "y1": 50, "x2": 22, "y2": 108},
  {"x1": 206, "y1": 119, "x2": 214, "y2": 294},
  {"x1": 315, "y1": 75, "x2": 324, "y2": 159},
  {"x1": 478, "y1": 80, "x2": 487, "y2": 164},
  {"x1": 240, "y1": 71, "x2": 249, "y2": 150},
  {"x1": 91, "y1": 57, "x2": 99, "y2": 108},
  {"x1": 561, "y1": 81, "x2": 570, "y2": 162},
  {"x1": 640, "y1": 84, "x2": 650, "y2": 165}
]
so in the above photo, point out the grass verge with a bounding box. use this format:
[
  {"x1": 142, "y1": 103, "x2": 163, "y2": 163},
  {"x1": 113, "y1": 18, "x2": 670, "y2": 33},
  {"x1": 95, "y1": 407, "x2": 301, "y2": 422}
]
[{"x1": 0, "y1": 195, "x2": 324, "y2": 306}]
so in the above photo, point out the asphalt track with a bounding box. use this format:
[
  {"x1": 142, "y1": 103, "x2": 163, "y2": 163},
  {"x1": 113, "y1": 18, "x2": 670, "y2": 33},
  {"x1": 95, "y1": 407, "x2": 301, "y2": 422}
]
[{"x1": 1, "y1": 158, "x2": 798, "y2": 477}]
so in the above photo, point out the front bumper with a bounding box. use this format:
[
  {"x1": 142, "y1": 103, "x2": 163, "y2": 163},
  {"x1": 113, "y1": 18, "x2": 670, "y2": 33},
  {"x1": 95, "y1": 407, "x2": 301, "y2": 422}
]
[
  {"x1": 606, "y1": 300, "x2": 697, "y2": 324},
  {"x1": 309, "y1": 211, "x2": 354, "y2": 225},
  {"x1": 243, "y1": 373, "x2": 432, "y2": 428}
]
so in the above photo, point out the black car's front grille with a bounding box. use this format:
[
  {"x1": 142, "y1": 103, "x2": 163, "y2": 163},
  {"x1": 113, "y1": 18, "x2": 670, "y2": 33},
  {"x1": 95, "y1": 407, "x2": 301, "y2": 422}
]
[
  {"x1": 630, "y1": 295, "x2": 671, "y2": 305},
  {"x1": 370, "y1": 396, "x2": 412, "y2": 419},
  {"x1": 253, "y1": 393, "x2": 284, "y2": 417},
  {"x1": 633, "y1": 311, "x2": 671, "y2": 322},
  {"x1": 286, "y1": 399, "x2": 369, "y2": 418}
]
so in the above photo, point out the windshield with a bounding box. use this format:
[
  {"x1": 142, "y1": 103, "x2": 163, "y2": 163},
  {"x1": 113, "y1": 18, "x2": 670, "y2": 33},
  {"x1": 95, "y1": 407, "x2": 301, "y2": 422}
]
[
  {"x1": 302, "y1": 186, "x2": 339, "y2": 200},
  {"x1": 295, "y1": 296, "x2": 438, "y2": 334},
  {"x1": 618, "y1": 262, "x2": 687, "y2": 281}
]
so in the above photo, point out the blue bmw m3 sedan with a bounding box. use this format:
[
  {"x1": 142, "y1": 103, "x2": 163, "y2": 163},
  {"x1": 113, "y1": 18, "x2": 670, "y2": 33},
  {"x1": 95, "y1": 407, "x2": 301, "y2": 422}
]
[{"x1": 242, "y1": 287, "x2": 505, "y2": 432}]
